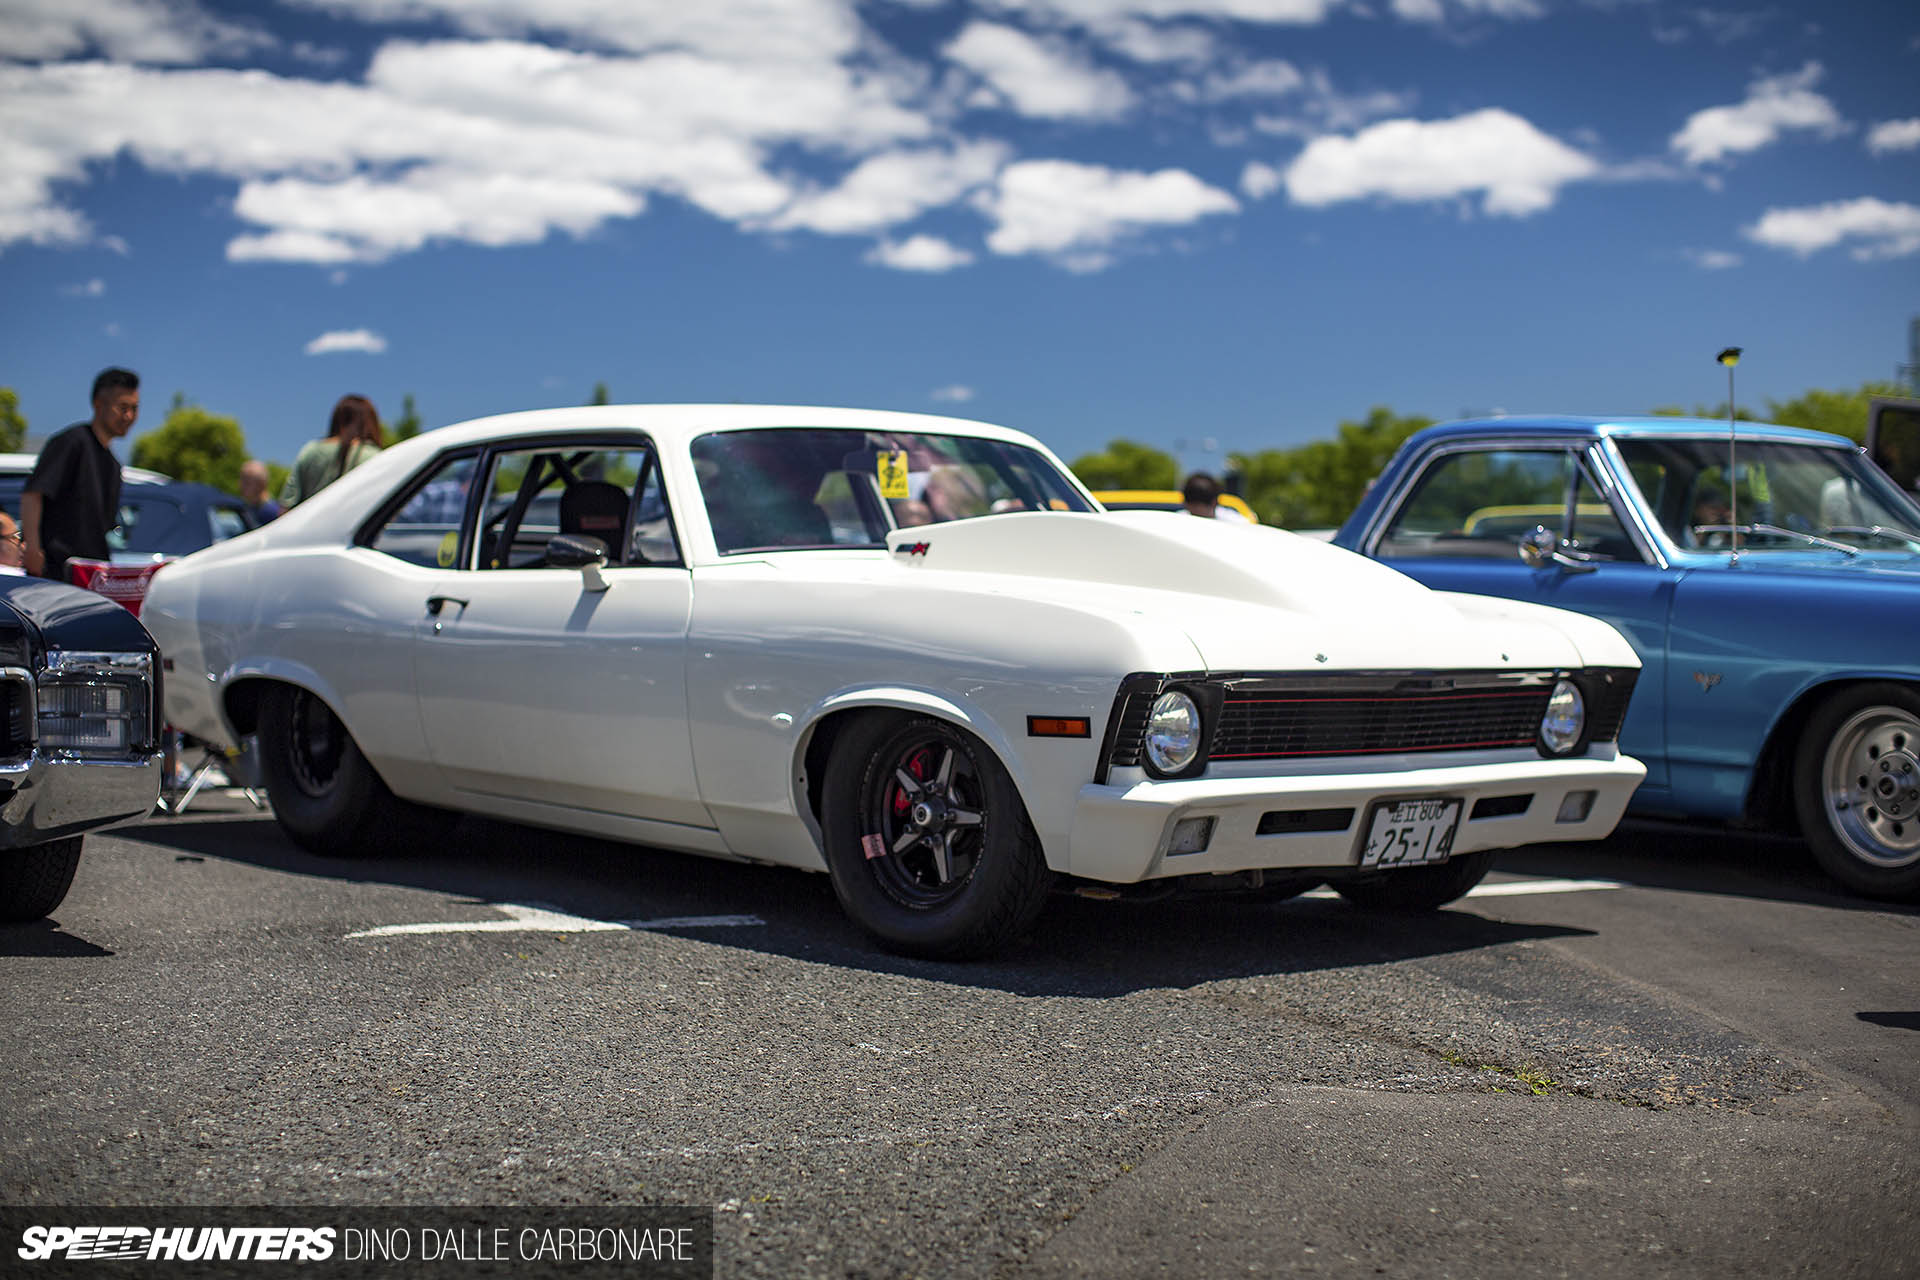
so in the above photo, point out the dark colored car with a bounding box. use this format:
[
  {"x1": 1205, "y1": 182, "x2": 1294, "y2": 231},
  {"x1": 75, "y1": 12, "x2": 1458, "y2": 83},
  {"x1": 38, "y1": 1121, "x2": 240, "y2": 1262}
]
[
  {"x1": 0, "y1": 457, "x2": 254, "y2": 563},
  {"x1": 0, "y1": 575, "x2": 165, "y2": 920}
]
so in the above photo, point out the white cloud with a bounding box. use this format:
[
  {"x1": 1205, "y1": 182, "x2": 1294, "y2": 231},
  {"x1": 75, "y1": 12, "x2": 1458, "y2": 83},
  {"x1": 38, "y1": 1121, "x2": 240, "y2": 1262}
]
[
  {"x1": 1392, "y1": 0, "x2": 1542, "y2": 21},
  {"x1": 282, "y1": 0, "x2": 867, "y2": 64},
  {"x1": 772, "y1": 142, "x2": 1008, "y2": 235},
  {"x1": 1867, "y1": 119, "x2": 1920, "y2": 155},
  {"x1": 304, "y1": 328, "x2": 388, "y2": 355},
  {"x1": 977, "y1": 159, "x2": 1238, "y2": 261},
  {"x1": 1199, "y1": 59, "x2": 1303, "y2": 100},
  {"x1": 1285, "y1": 108, "x2": 1598, "y2": 216},
  {"x1": 1670, "y1": 62, "x2": 1844, "y2": 166},
  {"x1": 1682, "y1": 248, "x2": 1741, "y2": 270},
  {"x1": 1240, "y1": 160, "x2": 1282, "y2": 199},
  {"x1": 0, "y1": 0, "x2": 269, "y2": 64},
  {"x1": 1091, "y1": 19, "x2": 1217, "y2": 64},
  {"x1": 0, "y1": 35, "x2": 939, "y2": 262},
  {"x1": 929, "y1": 384, "x2": 977, "y2": 402},
  {"x1": 1249, "y1": 67, "x2": 1415, "y2": 137},
  {"x1": 981, "y1": 1, "x2": 1345, "y2": 25},
  {"x1": 865, "y1": 235, "x2": 976, "y2": 272},
  {"x1": 945, "y1": 22, "x2": 1134, "y2": 120},
  {"x1": 60, "y1": 277, "x2": 106, "y2": 296},
  {"x1": 1744, "y1": 198, "x2": 1920, "y2": 262}
]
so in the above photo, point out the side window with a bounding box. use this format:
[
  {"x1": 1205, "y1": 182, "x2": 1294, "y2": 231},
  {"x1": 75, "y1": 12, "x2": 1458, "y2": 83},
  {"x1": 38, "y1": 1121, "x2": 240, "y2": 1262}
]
[
  {"x1": 477, "y1": 444, "x2": 676, "y2": 570},
  {"x1": 366, "y1": 454, "x2": 479, "y2": 567},
  {"x1": 1379, "y1": 450, "x2": 1637, "y2": 561}
]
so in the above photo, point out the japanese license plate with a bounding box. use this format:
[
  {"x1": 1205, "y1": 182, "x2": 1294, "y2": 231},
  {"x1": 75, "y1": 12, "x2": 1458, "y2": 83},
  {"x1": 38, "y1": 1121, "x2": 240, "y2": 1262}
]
[{"x1": 1359, "y1": 797, "x2": 1462, "y2": 868}]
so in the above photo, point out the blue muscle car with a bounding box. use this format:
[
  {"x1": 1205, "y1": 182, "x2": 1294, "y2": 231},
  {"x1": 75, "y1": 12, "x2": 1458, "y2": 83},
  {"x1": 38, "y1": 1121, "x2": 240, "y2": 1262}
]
[{"x1": 1335, "y1": 416, "x2": 1920, "y2": 901}]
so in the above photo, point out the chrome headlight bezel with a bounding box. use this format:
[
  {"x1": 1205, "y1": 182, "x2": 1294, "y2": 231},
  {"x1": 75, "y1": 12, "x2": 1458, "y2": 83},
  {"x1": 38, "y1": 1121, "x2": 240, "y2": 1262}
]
[
  {"x1": 34, "y1": 651, "x2": 156, "y2": 757},
  {"x1": 1538, "y1": 677, "x2": 1587, "y2": 757},
  {"x1": 1143, "y1": 688, "x2": 1204, "y2": 778}
]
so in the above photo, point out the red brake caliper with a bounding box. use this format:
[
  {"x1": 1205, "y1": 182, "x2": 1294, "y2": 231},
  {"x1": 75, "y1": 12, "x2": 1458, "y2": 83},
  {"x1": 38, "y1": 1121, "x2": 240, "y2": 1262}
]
[{"x1": 892, "y1": 747, "x2": 930, "y2": 817}]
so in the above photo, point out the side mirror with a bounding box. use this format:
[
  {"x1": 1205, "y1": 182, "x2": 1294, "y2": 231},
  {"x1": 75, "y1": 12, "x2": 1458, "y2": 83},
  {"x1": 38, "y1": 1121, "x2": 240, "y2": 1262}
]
[
  {"x1": 1517, "y1": 525, "x2": 1555, "y2": 568},
  {"x1": 548, "y1": 534, "x2": 610, "y2": 592},
  {"x1": 1517, "y1": 524, "x2": 1596, "y2": 574}
]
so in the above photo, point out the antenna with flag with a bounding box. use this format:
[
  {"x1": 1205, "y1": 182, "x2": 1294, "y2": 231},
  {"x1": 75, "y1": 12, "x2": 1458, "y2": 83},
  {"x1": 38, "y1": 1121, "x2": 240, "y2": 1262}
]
[{"x1": 1717, "y1": 347, "x2": 1742, "y2": 563}]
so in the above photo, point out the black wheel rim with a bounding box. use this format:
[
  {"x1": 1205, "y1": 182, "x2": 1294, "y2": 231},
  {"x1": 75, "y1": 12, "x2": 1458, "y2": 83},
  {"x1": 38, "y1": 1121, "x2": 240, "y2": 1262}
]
[
  {"x1": 861, "y1": 732, "x2": 989, "y2": 909},
  {"x1": 287, "y1": 692, "x2": 345, "y2": 799}
]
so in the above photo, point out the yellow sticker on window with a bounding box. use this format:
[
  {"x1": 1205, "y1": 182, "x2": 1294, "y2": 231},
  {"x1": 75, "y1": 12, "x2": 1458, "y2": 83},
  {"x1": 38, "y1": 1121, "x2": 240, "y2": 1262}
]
[
  {"x1": 437, "y1": 531, "x2": 458, "y2": 568},
  {"x1": 877, "y1": 450, "x2": 910, "y2": 499}
]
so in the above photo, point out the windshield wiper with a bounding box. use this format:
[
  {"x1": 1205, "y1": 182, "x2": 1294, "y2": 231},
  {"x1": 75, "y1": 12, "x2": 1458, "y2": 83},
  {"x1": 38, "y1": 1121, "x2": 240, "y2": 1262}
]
[
  {"x1": 1823, "y1": 524, "x2": 1920, "y2": 547},
  {"x1": 1693, "y1": 524, "x2": 1859, "y2": 556}
]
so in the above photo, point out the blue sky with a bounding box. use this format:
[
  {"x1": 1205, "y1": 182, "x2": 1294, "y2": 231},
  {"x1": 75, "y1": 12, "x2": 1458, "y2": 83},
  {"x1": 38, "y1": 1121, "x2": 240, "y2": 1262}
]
[{"x1": 2, "y1": 0, "x2": 1916, "y2": 475}]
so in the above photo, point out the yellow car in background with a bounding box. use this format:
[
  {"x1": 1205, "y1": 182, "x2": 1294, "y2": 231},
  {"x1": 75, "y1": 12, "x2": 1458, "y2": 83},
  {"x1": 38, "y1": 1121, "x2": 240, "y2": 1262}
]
[{"x1": 1094, "y1": 490, "x2": 1259, "y2": 522}]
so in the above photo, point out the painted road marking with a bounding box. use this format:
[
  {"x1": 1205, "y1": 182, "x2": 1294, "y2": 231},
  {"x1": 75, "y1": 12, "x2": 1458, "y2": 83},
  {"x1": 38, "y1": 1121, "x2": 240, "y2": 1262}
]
[
  {"x1": 1301, "y1": 877, "x2": 1627, "y2": 900},
  {"x1": 347, "y1": 903, "x2": 765, "y2": 939}
]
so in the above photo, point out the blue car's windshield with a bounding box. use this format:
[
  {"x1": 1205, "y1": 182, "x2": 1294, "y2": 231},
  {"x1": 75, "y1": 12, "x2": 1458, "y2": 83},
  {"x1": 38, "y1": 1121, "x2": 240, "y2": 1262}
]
[{"x1": 1615, "y1": 437, "x2": 1920, "y2": 554}]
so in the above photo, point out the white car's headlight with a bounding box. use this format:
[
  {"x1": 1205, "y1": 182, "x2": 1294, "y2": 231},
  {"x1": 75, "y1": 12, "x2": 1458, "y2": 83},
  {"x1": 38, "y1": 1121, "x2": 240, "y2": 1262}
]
[
  {"x1": 1145, "y1": 689, "x2": 1202, "y2": 775},
  {"x1": 1539, "y1": 678, "x2": 1586, "y2": 756}
]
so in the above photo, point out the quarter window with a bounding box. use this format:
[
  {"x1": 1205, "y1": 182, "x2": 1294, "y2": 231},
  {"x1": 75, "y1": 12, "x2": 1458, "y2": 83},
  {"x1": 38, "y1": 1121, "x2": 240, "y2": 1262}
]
[{"x1": 365, "y1": 453, "x2": 479, "y2": 567}]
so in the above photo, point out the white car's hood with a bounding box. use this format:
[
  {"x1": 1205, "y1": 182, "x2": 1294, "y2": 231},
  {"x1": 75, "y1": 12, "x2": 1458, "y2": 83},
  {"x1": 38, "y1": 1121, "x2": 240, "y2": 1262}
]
[{"x1": 883, "y1": 511, "x2": 1631, "y2": 672}]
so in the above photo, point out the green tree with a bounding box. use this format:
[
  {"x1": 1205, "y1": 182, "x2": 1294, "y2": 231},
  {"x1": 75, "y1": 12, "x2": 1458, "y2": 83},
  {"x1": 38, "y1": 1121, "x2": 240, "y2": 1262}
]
[
  {"x1": 390, "y1": 392, "x2": 423, "y2": 442},
  {"x1": 1068, "y1": 439, "x2": 1180, "y2": 490},
  {"x1": 130, "y1": 400, "x2": 248, "y2": 493},
  {"x1": 589, "y1": 382, "x2": 610, "y2": 406},
  {"x1": 1762, "y1": 380, "x2": 1907, "y2": 443},
  {"x1": 0, "y1": 388, "x2": 25, "y2": 453},
  {"x1": 1231, "y1": 407, "x2": 1432, "y2": 528},
  {"x1": 265, "y1": 461, "x2": 291, "y2": 497}
]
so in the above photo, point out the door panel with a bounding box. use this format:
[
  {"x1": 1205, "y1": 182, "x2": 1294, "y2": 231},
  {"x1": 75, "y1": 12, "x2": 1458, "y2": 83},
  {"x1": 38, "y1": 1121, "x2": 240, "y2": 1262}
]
[{"x1": 411, "y1": 568, "x2": 709, "y2": 827}]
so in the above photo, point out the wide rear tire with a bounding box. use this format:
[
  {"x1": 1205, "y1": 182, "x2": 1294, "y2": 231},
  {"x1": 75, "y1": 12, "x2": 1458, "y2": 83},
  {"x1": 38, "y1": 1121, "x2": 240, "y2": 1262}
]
[
  {"x1": 820, "y1": 714, "x2": 1052, "y2": 959},
  {"x1": 257, "y1": 685, "x2": 429, "y2": 857},
  {"x1": 1331, "y1": 849, "x2": 1495, "y2": 912},
  {"x1": 0, "y1": 836, "x2": 84, "y2": 921}
]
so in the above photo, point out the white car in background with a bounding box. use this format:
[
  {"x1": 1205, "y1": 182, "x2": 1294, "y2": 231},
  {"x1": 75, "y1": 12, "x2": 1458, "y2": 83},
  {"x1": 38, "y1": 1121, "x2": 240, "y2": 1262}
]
[{"x1": 142, "y1": 406, "x2": 1645, "y2": 958}]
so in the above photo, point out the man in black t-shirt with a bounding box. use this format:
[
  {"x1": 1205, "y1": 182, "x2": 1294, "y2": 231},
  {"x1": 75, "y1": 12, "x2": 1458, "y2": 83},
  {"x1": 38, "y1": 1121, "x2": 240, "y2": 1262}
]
[{"x1": 24, "y1": 367, "x2": 140, "y2": 581}]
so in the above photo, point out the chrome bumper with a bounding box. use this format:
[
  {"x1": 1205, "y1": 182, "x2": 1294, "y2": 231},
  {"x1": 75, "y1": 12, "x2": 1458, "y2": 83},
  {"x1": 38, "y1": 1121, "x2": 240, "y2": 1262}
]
[{"x1": 0, "y1": 751, "x2": 163, "y2": 849}]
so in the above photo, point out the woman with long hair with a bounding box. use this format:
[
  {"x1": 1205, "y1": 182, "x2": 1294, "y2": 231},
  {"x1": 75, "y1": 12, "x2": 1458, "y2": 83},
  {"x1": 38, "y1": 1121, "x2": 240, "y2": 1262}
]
[{"x1": 282, "y1": 394, "x2": 386, "y2": 507}]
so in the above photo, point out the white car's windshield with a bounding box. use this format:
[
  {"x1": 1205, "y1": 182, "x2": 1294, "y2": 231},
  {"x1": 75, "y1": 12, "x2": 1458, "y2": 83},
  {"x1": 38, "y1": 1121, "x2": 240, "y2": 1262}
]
[
  {"x1": 691, "y1": 427, "x2": 1095, "y2": 554},
  {"x1": 1616, "y1": 437, "x2": 1920, "y2": 554}
]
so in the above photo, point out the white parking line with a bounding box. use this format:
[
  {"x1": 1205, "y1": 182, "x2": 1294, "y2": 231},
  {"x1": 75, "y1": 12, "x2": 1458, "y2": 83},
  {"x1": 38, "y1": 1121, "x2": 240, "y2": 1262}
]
[
  {"x1": 1301, "y1": 877, "x2": 1626, "y2": 900},
  {"x1": 346, "y1": 903, "x2": 765, "y2": 939}
]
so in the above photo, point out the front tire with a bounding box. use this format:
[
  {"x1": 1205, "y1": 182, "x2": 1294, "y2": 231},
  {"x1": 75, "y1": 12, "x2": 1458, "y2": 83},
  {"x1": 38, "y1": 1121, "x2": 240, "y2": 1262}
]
[
  {"x1": 820, "y1": 714, "x2": 1052, "y2": 959},
  {"x1": 257, "y1": 685, "x2": 425, "y2": 857},
  {"x1": 1331, "y1": 849, "x2": 1495, "y2": 911},
  {"x1": 0, "y1": 836, "x2": 84, "y2": 921},
  {"x1": 1793, "y1": 683, "x2": 1920, "y2": 900}
]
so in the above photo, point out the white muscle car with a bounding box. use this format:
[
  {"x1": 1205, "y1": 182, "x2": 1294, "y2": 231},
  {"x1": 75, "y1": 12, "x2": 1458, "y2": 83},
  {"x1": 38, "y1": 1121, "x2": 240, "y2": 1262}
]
[{"x1": 142, "y1": 406, "x2": 1645, "y2": 957}]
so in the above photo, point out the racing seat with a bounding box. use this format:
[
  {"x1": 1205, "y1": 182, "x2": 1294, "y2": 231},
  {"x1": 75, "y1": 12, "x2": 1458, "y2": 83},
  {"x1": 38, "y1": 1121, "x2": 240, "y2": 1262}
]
[{"x1": 559, "y1": 481, "x2": 630, "y2": 564}]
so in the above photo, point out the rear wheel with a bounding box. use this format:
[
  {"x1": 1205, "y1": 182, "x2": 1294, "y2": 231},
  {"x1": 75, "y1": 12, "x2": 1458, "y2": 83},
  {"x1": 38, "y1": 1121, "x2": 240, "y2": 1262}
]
[
  {"x1": 820, "y1": 714, "x2": 1051, "y2": 959},
  {"x1": 1331, "y1": 849, "x2": 1495, "y2": 911},
  {"x1": 0, "y1": 836, "x2": 84, "y2": 921},
  {"x1": 257, "y1": 685, "x2": 428, "y2": 857},
  {"x1": 1793, "y1": 683, "x2": 1920, "y2": 900}
]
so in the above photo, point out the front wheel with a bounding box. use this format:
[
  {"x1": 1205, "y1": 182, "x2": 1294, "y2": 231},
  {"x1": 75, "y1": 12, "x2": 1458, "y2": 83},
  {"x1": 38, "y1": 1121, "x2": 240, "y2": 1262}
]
[
  {"x1": 0, "y1": 836, "x2": 84, "y2": 921},
  {"x1": 1793, "y1": 683, "x2": 1920, "y2": 900},
  {"x1": 1331, "y1": 849, "x2": 1495, "y2": 911},
  {"x1": 820, "y1": 715, "x2": 1052, "y2": 959},
  {"x1": 257, "y1": 686, "x2": 428, "y2": 857}
]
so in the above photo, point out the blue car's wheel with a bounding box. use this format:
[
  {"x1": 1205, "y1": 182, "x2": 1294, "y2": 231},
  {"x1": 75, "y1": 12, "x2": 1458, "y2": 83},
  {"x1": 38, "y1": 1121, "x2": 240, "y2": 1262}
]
[{"x1": 1795, "y1": 683, "x2": 1920, "y2": 901}]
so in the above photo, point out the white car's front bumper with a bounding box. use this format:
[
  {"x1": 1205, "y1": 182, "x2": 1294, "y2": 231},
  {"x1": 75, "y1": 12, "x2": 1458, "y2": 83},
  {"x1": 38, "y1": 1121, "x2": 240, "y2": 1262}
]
[{"x1": 1066, "y1": 752, "x2": 1646, "y2": 883}]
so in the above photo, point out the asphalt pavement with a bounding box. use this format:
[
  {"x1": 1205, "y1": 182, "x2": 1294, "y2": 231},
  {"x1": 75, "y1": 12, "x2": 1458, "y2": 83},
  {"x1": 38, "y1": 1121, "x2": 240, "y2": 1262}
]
[{"x1": 3, "y1": 794, "x2": 1914, "y2": 1278}]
